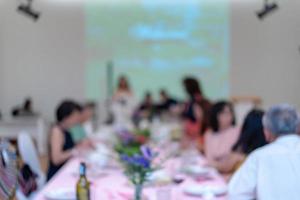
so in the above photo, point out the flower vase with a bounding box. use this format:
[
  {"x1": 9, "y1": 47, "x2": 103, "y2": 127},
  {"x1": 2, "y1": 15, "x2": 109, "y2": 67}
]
[{"x1": 134, "y1": 184, "x2": 143, "y2": 200}]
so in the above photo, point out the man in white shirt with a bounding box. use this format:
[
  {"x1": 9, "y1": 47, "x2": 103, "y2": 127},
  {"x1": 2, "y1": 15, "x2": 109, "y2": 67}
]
[{"x1": 229, "y1": 104, "x2": 300, "y2": 200}]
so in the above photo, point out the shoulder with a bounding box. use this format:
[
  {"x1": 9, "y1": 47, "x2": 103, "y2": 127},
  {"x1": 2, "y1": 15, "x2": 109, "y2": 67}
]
[
  {"x1": 201, "y1": 98, "x2": 212, "y2": 107},
  {"x1": 51, "y1": 125, "x2": 62, "y2": 133},
  {"x1": 246, "y1": 142, "x2": 275, "y2": 162},
  {"x1": 232, "y1": 126, "x2": 241, "y2": 132},
  {"x1": 204, "y1": 129, "x2": 213, "y2": 136},
  {"x1": 228, "y1": 126, "x2": 241, "y2": 137},
  {"x1": 204, "y1": 129, "x2": 215, "y2": 141},
  {"x1": 50, "y1": 125, "x2": 64, "y2": 138}
]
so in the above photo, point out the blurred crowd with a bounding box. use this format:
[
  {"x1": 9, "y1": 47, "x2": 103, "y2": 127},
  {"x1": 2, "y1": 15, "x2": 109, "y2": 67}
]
[{"x1": 1, "y1": 75, "x2": 300, "y2": 200}]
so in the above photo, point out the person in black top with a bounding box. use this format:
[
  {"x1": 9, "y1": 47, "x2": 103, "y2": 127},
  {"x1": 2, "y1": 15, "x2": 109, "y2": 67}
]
[
  {"x1": 156, "y1": 89, "x2": 177, "y2": 112},
  {"x1": 47, "y1": 100, "x2": 86, "y2": 181},
  {"x1": 181, "y1": 77, "x2": 212, "y2": 149},
  {"x1": 136, "y1": 91, "x2": 156, "y2": 121}
]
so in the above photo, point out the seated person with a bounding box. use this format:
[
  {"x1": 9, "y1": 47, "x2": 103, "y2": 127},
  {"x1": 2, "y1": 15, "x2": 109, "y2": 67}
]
[
  {"x1": 135, "y1": 92, "x2": 156, "y2": 121},
  {"x1": 156, "y1": 89, "x2": 177, "y2": 112},
  {"x1": 229, "y1": 104, "x2": 300, "y2": 200},
  {"x1": 82, "y1": 102, "x2": 96, "y2": 136},
  {"x1": 181, "y1": 77, "x2": 212, "y2": 148},
  {"x1": 47, "y1": 100, "x2": 88, "y2": 180},
  {"x1": 70, "y1": 103, "x2": 95, "y2": 149},
  {"x1": 210, "y1": 109, "x2": 268, "y2": 174},
  {"x1": 204, "y1": 101, "x2": 240, "y2": 168}
]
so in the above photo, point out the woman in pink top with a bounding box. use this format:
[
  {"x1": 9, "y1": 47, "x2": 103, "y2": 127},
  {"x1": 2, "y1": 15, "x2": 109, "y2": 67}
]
[{"x1": 204, "y1": 101, "x2": 240, "y2": 170}]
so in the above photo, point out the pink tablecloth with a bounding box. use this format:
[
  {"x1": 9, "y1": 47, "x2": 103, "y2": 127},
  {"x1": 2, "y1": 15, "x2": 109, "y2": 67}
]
[{"x1": 34, "y1": 157, "x2": 228, "y2": 200}]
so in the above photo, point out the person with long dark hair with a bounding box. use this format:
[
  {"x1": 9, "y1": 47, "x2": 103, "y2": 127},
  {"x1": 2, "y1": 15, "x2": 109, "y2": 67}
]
[
  {"x1": 232, "y1": 109, "x2": 267, "y2": 154},
  {"x1": 181, "y1": 77, "x2": 212, "y2": 148},
  {"x1": 208, "y1": 109, "x2": 267, "y2": 174},
  {"x1": 204, "y1": 101, "x2": 240, "y2": 167}
]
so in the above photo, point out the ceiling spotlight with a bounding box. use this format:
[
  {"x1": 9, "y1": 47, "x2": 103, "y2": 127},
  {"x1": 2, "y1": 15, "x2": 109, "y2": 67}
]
[
  {"x1": 256, "y1": 0, "x2": 278, "y2": 20},
  {"x1": 17, "y1": 0, "x2": 41, "y2": 21}
]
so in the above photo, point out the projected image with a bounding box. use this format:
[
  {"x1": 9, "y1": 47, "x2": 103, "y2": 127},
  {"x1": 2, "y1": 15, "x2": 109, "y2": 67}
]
[{"x1": 85, "y1": 0, "x2": 229, "y2": 100}]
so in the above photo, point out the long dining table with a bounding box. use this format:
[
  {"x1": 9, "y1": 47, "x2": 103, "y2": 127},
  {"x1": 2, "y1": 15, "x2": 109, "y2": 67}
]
[{"x1": 34, "y1": 125, "x2": 228, "y2": 200}]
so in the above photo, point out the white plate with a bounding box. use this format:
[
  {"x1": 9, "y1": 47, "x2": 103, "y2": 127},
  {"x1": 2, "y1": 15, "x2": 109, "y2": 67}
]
[
  {"x1": 183, "y1": 184, "x2": 227, "y2": 197},
  {"x1": 147, "y1": 170, "x2": 171, "y2": 184},
  {"x1": 183, "y1": 166, "x2": 211, "y2": 176},
  {"x1": 45, "y1": 188, "x2": 76, "y2": 200},
  {"x1": 86, "y1": 152, "x2": 108, "y2": 168}
]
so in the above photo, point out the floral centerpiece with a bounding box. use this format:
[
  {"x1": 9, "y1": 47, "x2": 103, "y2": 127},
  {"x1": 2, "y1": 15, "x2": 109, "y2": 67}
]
[
  {"x1": 114, "y1": 128, "x2": 156, "y2": 200},
  {"x1": 115, "y1": 128, "x2": 151, "y2": 156}
]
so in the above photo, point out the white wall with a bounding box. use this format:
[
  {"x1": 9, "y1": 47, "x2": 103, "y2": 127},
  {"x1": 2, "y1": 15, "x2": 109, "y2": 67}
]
[
  {"x1": 0, "y1": 0, "x2": 86, "y2": 120},
  {"x1": 0, "y1": 0, "x2": 300, "y2": 121},
  {"x1": 0, "y1": 1, "x2": 4, "y2": 108},
  {"x1": 230, "y1": 0, "x2": 300, "y2": 109}
]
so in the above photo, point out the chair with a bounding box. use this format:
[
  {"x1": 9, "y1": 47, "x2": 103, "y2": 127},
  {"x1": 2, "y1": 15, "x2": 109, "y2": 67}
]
[
  {"x1": 231, "y1": 96, "x2": 262, "y2": 125},
  {"x1": 17, "y1": 132, "x2": 46, "y2": 198}
]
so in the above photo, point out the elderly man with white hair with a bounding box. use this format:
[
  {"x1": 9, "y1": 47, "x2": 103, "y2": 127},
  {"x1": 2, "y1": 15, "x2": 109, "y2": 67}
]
[{"x1": 228, "y1": 104, "x2": 300, "y2": 200}]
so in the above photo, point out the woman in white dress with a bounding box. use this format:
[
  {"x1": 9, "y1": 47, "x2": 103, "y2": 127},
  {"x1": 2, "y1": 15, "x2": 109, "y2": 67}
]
[{"x1": 111, "y1": 75, "x2": 136, "y2": 127}]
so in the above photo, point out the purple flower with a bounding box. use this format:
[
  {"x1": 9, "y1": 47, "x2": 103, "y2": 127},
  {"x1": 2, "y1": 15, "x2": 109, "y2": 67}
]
[
  {"x1": 118, "y1": 129, "x2": 135, "y2": 144},
  {"x1": 132, "y1": 155, "x2": 150, "y2": 168},
  {"x1": 140, "y1": 146, "x2": 153, "y2": 161},
  {"x1": 121, "y1": 154, "x2": 151, "y2": 169},
  {"x1": 120, "y1": 154, "x2": 130, "y2": 162}
]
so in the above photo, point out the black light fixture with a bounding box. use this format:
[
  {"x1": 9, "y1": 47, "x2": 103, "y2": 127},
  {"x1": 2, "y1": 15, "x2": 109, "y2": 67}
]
[
  {"x1": 17, "y1": 0, "x2": 41, "y2": 21},
  {"x1": 256, "y1": 0, "x2": 279, "y2": 20}
]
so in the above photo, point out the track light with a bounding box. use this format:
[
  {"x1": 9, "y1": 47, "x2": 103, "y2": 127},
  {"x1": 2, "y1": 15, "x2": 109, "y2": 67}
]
[
  {"x1": 256, "y1": 0, "x2": 278, "y2": 20},
  {"x1": 17, "y1": 0, "x2": 40, "y2": 21}
]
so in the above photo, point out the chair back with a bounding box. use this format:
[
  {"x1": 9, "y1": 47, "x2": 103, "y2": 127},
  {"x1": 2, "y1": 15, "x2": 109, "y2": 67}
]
[
  {"x1": 231, "y1": 96, "x2": 262, "y2": 125},
  {"x1": 17, "y1": 132, "x2": 45, "y2": 188}
]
